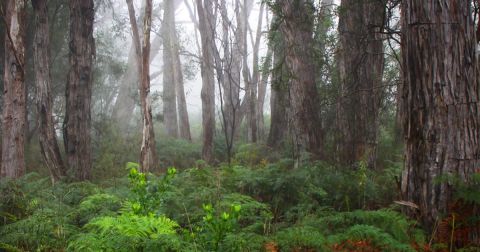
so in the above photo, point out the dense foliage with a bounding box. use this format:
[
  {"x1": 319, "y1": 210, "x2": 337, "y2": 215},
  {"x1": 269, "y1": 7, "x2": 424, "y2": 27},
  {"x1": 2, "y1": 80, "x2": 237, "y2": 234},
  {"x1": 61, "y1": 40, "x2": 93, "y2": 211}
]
[{"x1": 5, "y1": 141, "x2": 477, "y2": 251}]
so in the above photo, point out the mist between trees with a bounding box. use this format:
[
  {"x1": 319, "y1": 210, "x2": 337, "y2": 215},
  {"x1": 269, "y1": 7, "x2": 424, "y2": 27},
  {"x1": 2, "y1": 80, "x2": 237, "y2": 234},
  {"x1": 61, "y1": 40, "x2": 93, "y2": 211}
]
[{"x1": 1, "y1": 0, "x2": 480, "y2": 251}]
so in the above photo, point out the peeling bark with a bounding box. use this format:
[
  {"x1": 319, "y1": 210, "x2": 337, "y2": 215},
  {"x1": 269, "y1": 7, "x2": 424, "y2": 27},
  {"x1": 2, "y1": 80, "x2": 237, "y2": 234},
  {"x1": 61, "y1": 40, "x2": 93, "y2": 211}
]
[
  {"x1": 401, "y1": 0, "x2": 480, "y2": 231},
  {"x1": 63, "y1": 0, "x2": 94, "y2": 181},
  {"x1": 277, "y1": 0, "x2": 323, "y2": 160},
  {"x1": 32, "y1": 0, "x2": 66, "y2": 181},
  {"x1": 1, "y1": 0, "x2": 27, "y2": 178},
  {"x1": 197, "y1": 0, "x2": 216, "y2": 163},
  {"x1": 336, "y1": 0, "x2": 385, "y2": 169}
]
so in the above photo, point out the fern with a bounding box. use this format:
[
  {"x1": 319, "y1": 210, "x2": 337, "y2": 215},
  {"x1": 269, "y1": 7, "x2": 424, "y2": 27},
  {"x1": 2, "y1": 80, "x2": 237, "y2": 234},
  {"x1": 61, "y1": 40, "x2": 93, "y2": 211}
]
[
  {"x1": 327, "y1": 224, "x2": 415, "y2": 252},
  {"x1": 273, "y1": 226, "x2": 328, "y2": 251},
  {"x1": 68, "y1": 213, "x2": 180, "y2": 251}
]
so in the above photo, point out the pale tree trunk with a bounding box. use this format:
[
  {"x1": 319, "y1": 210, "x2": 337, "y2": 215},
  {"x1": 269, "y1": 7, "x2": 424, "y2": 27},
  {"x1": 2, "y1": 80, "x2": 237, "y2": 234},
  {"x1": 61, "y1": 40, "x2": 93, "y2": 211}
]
[
  {"x1": 162, "y1": 0, "x2": 179, "y2": 138},
  {"x1": 174, "y1": 43, "x2": 192, "y2": 141},
  {"x1": 245, "y1": 2, "x2": 265, "y2": 143},
  {"x1": 112, "y1": 1, "x2": 181, "y2": 129},
  {"x1": 63, "y1": 0, "x2": 94, "y2": 181},
  {"x1": 164, "y1": 0, "x2": 191, "y2": 140},
  {"x1": 1, "y1": 0, "x2": 27, "y2": 178},
  {"x1": 126, "y1": 0, "x2": 158, "y2": 172},
  {"x1": 256, "y1": 46, "x2": 272, "y2": 141},
  {"x1": 401, "y1": 0, "x2": 480, "y2": 232},
  {"x1": 197, "y1": 0, "x2": 216, "y2": 163},
  {"x1": 336, "y1": 0, "x2": 385, "y2": 169},
  {"x1": 277, "y1": 0, "x2": 323, "y2": 161},
  {"x1": 32, "y1": 0, "x2": 66, "y2": 181}
]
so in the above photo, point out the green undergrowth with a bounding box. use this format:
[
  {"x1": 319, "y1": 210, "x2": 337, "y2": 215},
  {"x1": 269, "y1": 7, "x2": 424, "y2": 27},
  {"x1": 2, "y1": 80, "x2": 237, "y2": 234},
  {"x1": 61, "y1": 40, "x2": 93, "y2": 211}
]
[{"x1": 2, "y1": 148, "x2": 474, "y2": 251}]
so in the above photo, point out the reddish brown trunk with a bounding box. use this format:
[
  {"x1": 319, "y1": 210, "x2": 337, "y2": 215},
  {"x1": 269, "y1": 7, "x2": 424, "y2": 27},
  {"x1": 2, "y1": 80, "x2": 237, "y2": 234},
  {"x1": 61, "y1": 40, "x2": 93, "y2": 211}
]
[
  {"x1": 401, "y1": 0, "x2": 480, "y2": 232},
  {"x1": 63, "y1": 0, "x2": 94, "y2": 181},
  {"x1": 336, "y1": 0, "x2": 385, "y2": 169},
  {"x1": 277, "y1": 0, "x2": 323, "y2": 161},
  {"x1": 197, "y1": 0, "x2": 216, "y2": 163},
  {"x1": 1, "y1": 0, "x2": 27, "y2": 178},
  {"x1": 32, "y1": 0, "x2": 66, "y2": 181}
]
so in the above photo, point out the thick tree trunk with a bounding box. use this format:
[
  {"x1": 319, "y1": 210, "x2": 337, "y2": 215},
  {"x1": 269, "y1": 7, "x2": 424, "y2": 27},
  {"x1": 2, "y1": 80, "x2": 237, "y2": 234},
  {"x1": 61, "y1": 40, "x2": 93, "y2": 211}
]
[
  {"x1": 162, "y1": 0, "x2": 179, "y2": 138},
  {"x1": 277, "y1": 0, "x2": 323, "y2": 161},
  {"x1": 197, "y1": 0, "x2": 216, "y2": 163},
  {"x1": 267, "y1": 22, "x2": 289, "y2": 148},
  {"x1": 1, "y1": 0, "x2": 27, "y2": 178},
  {"x1": 63, "y1": 0, "x2": 94, "y2": 181},
  {"x1": 401, "y1": 0, "x2": 480, "y2": 232},
  {"x1": 32, "y1": 0, "x2": 66, "y2": 181},
  {"x1": 336, "y1": 0, "x2": 385, "y2": 169}
]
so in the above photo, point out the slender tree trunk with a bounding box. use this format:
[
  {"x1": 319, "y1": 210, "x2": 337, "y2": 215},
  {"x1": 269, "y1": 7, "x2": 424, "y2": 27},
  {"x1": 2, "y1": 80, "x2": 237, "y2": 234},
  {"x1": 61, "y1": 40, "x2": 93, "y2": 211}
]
[
  {"x1": 139, "y1": 0, "x2": 157, "y2": 172},
  {"x1": 1, "y1": 0, "x2": 27, "y2": 178},
  {"x1": 126, "y1": 0, "x2": 157, "y2": 172},
  {"x1": 63, "y1": 0, "x2": 94, "y2": 181},
  {"x1": 401, "y1": 0, "x2": 480, "y2": 232},
  {"x1": 257, "y1": 46, "x2": 272, "y2": 141},
  {"x1": 277, "y1": 0, "x2": 323, "y2": 161},
  {"x1": 162, "y1": 0, "x2": 179, "y2": 138},
  {"x1": 197, "y1": 0, "x2": 216, "y2": 163},
  {"x1": 174, "y1": 44, "x2": 192, "y2": 141},
  {"x1": 112, "y1": 1, "x2": 181, "y2": 129},
  {"x1": 32, "y1": 0, "x2": 66, "y2": 181},
  {"x1": 336, "y1": 0, "x2": 385, "y2": 169}
]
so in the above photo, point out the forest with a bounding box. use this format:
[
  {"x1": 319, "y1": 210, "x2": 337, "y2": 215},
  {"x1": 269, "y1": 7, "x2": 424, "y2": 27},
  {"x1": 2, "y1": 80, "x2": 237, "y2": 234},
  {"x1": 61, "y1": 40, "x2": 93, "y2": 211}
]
[{"x1": 1, "y1": 0, "x2": 480, "y2": 251}]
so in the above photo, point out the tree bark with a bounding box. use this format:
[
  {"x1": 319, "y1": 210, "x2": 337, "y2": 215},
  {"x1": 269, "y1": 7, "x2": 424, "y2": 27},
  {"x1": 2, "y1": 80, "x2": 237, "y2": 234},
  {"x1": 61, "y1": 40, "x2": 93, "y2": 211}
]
[
  {"x1": 267, "y1": 19, "x2": 289, "y2": 148},
  {"x1": 401, "y1": 0, "x2": 480, "y2": 231},
  {"x1": 277, "y1": 0, "x2": 323, "y2": 161},
  {"x1": 197, "y1": 0, "x2": 216, "y2": 163},
  {"x1": 63, "y1": 0, "x2": 94, "y2": 181},
  {"x1": 336, "y1": 0, "x2": 385, "y2": 169},
  {"x1": 162, "y1": 0, "x2": 179, "y2": 138},
  {"x1": 32, "y1": 0, "x2": 66, "y2": 181},
  {"x1": 126, "y1": 0, "x2": 158, "y2": 172},
  {"x1": 1, "y1": 0, "x2": 27, "y2": 178}
]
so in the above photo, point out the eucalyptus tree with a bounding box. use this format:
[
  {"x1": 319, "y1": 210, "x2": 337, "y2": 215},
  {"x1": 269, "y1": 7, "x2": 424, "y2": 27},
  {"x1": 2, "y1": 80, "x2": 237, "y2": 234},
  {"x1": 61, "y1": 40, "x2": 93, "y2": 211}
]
[
  {"x1": 1, "y1": 0, "x2": 27, "y2": 178},
  {"x1": 336, "y1": 0, "x2": 386, "y2": 169},
  {"x1": 401, "y1": 0, "x2": 480, "y2": 231},
  {"x1": 32, "y1": 0, "x2": 66, "y2": 181}
]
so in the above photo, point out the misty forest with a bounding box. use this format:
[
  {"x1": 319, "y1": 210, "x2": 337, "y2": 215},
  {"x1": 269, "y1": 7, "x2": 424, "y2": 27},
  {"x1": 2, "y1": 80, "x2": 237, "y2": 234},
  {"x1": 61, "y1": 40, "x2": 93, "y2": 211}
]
[{"x1": 1, "y1": 0, "x2": 480, "y2": 251}]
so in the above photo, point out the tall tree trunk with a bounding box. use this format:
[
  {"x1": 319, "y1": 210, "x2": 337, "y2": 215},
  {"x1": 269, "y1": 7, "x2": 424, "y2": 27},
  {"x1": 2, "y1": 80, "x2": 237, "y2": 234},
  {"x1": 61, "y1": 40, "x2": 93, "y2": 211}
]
[
  {"x1": 267, "y1": 20, "x2": 289, "y2": 148},
  {"x1": 0, "y1": 1, "x2": 4, "y2": 163},
  {"x1": 277, "y1": 0, "x2": 323, "y2": 161},
  {"x1": 1, "y1": 0, "x2": 27, "y2": 178},
  {"x1": 197, "y1": 0, "x2": 216, "y2": 163},
  {"x1": 336, "y1": 0, "x2": 385, "y2": 169},
  {"x1": 139, "y1": 0, "x2": 157, "y2": 172},
  {"x1": 246, "y1": 1, "x2": 265, "y2": 143},
  {"x1": 162, "y1": 0, "x2": 179, "y2": 138},
  {"x1": 174, "y1": 42, "x2": 192, "y2": 141},
  {"x1": 401, "y1": 0, "x2": 480, "y2": 232},
  {"x1": 126, "y1": 0, "x2": 157, "y2": 172},
  {"x1": 256, "y1": 46, "x2": 272, "y2": 141},
  {"x1": 63, "y1": 0, "x2": 94, "y2": 181},
  {"x1": 32, "y1": 0, "x2": 66, "y2": 181}
]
